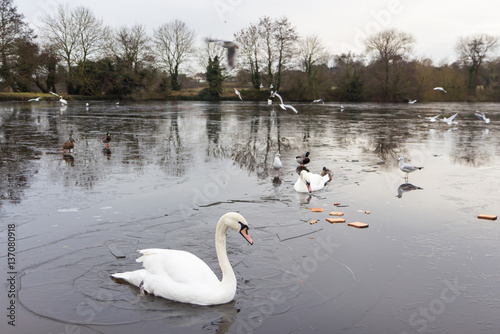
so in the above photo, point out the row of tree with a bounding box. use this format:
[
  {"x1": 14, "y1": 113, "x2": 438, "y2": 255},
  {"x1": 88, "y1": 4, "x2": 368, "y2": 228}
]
[{"x1": 1, "y1": 0, "x2": 499, "y2": 101}]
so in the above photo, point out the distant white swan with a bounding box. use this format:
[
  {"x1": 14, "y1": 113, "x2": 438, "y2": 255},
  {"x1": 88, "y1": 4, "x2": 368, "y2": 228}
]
[
  {"x1": 294, "y1": 170, "x2": 330, "y2": 193},
  {"x1": 111, "y1": 212, "x2": 253, "y2": 306}
]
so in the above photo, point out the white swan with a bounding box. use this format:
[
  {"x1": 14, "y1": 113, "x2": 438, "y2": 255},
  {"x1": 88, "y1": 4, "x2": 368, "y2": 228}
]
[
  {"x1": 111, "y1": 212, "x2": 253, "y2": 306},
  {"x1": 294, "y1": 170, "x2": 330, "y2": 193}
]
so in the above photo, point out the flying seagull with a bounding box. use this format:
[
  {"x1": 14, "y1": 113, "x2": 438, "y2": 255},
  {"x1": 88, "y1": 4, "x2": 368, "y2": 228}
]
[
  {"x1": 418, "y1": 114, "x2": 441, "y2": 122},
  {"x1": 49, "y1": 91, "x2": 59, "y2": 97},
  {"x1": 474, "y1": 111, "x2": 490, "y2": 124},
  {"x1": 433, "y1": 87, "x2": 447, "y2": 94},
  {"x1": 204, "y1": 38, "x2": 239, "y2": 70},
  {"x1": 311, "y1": 99, "x2": 324, "y2": 104},
  {"x1": 398, "y1": 157, "x2": 423, "y2": 181},
  {"x1": 234, "y1": 88, "x2": 243, "y2": 100},
  {"x1": 280, "y1": 103, "x2": 298, "y2": 114},
  {"x1": 441, "y1": 112, "x2": 458, "y2": 125},
  {"x1": 271, "y1": 91, "x2": 284, "y2": 105},
  {"x1": 408, "y1": 99, "x2": 417, "y2": 104},
  {"x1": 28, "y1": 97, "x2": 40, "y2": 102}
]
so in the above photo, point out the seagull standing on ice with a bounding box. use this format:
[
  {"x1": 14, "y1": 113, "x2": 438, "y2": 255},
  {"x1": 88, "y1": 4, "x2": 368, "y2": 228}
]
[
  {"x1": 474, "y1": 111, "x2": 490, "y2": 124},
  {"x1": 204, "y1": 38, "x2": 239, "y2": 70},
  {"x1": 273, "y1": 153, "x2": 282, "y2": 175},
  {"x1": 234, "y1": 88, "x2": 243, "y2": 100},
  {"x1": 441, "y1": 112, "x2": 458, "y2": 125},
  {"x1": 398, "y1": 157, "x2": 423, "y2": 181},
  {"x1": 433, "y1": 87, "x2": 447, "y2": 93}
]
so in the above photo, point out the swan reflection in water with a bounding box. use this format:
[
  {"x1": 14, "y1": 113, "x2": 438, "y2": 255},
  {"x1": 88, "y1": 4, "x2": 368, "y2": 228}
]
[{"x1": 396, "y1": 183, "x2": 423, "y2": 198}]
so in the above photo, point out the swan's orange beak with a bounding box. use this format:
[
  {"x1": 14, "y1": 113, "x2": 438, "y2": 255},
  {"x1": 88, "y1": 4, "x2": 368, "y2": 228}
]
[
  {"x1": 240, "y1": 227, "x2": 253, "y2": 245},
  {"x1": 306, "y1": 182, "x2": 312, "y2": 193}
]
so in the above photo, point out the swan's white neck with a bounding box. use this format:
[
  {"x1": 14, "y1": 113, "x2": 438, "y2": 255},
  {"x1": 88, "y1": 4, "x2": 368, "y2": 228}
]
[{"x1": 215, "y1": 217, "x2": 236, "y2": 289}]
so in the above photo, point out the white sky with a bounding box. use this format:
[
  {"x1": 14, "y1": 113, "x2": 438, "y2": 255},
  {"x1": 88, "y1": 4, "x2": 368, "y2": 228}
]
[{"x1": 17, "y1": 0, "x2": 500, "y2": 65}]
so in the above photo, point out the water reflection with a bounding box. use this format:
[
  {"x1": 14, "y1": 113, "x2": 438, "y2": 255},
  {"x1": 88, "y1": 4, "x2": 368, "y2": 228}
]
[
  {"x1": 396, "y1": 183, "x2": 423, "y2": 198},
  {"x1": 0, "y1": 101, "x2": 499, "y2": 208}
]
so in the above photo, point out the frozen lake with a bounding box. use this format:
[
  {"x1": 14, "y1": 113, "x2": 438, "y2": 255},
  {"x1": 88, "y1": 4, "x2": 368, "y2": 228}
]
[{"x1": 1, "y1": 100, "x2": 499, "y2": 333}]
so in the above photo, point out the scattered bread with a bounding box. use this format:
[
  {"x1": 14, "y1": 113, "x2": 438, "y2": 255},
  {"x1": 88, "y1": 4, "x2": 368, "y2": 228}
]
[
  {"x1": 478, "y1": 214, "x2": 497, "y2": 221},
  {"x1": 348, "y1": 222, "x2": 369, "y2": 229},
  {"x1": 310, "y1": 207, "x2": 324, "y2": 212},
  {"x1": 364, "y1": 211, "x2": 371, "y2": 214},
  {"x1": 329, "y1": 211, "x2": 344, "y2": 216},
  {"x1": 334, "y1": 203, "x2": 341, "y2": 206},
  {"x1": 326, "y1": 218, "x2": 346, "y2": 224},
  {"x1": 310, "y1": 220, "x2": 318, "y2": 225}
]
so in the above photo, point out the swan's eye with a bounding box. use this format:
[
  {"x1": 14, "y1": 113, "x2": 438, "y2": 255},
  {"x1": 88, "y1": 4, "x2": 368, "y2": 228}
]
[{"x1": 238, "y1": 221, "x2": 248, "y2": 231}]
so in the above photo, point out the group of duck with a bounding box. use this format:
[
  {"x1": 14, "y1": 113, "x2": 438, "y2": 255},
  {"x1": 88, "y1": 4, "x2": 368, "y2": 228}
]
[{"x1": 62, "y1": 132, "x2": 111, "y2": 154}]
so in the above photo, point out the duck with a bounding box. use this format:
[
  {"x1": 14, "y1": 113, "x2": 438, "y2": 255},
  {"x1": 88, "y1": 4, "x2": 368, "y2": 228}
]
[
  {"x1": 398, "y1": 157, "x2": 423, "y2": 181},
  {"x1": 320, "y1": 167, "x2": 333, "y2": 182},
  {"x1": 296, "y1": 152, "x2": 310, "y2": 166},
  {"x1": 273, "y1": 153, "x2": 282, "y2": 175},
  {"x1": 62, "y1": 136, "x2": 75, "y2": 153},
  {"x1": 111, "y1": 212, "x2": 253, "y2": 306},
  {"x1": 102, "y1": 132, "x2": 111, "y2": 148},
  {"x1": 294, "y1": 170, "x2": 330, "y2": 193}
]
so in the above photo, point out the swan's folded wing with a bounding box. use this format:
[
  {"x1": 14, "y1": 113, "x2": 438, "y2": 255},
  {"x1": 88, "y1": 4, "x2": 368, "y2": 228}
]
[{"x1": 137, "y1": 249, "x2": 220, "y2": 284}]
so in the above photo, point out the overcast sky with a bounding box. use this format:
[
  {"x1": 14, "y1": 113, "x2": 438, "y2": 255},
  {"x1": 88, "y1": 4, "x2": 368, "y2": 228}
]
[{"x1": 17, "y1": 0, "x2": 500, "y2": 64}]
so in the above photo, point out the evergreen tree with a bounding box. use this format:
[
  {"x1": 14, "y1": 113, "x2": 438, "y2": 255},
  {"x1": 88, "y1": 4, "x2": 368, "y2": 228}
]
[{"x1": 205, "y1": 56, "x2": 223, "y2": 98}]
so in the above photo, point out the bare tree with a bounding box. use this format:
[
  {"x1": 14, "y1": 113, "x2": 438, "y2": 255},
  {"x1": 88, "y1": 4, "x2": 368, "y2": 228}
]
[
  {"x1": 365, "y1": 28, "x2": 415, "y2": 101},
  {"x1": 154, "y1": 19, "x2": 195, "y2": 91},
  {"x1": 40, "y1": 3, "x2": 107, "y2": 93},
  {"x1": 299, "y1": 34, "x2": 329, "y2": 95},
  {"x1": 234, "y1": 23, "x2": 261, "y2": 89},
  {"x1": 0, "y1": 0, "x2": 34, "y2": 90},
  {"x1": 273, "y1": 17, "x2": 298, "y2": 91},
  {"x1": 112, "y1": 24, "x2": 152, "y2": 72},
  {"x1": 455, "y1": 34, "x2": 499, "y2": 94},
  {"x1": 258, "y1": 16, "x2": 275, "y2": 87}
]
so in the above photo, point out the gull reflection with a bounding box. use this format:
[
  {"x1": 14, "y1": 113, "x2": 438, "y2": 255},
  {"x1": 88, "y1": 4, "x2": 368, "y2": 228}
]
[{"x1": 396, "y1": 183, "x2": 423, "y2": 198}]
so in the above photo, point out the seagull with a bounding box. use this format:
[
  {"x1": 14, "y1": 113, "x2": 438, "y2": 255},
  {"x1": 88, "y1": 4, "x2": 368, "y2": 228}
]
[
  {"x1": 441, "y1": 112, "x2": 458, "y2": 125},
  {"x1": 340, "y1": 105, "x2": 345, "y2": 112},
  {"x1": 234, "y1": 88, "x2": 243, "y2": 100},
  {"x1": 49, "y1": 91, "x2": 59, "y2": 97},
  {"x1": 259, "y1": 83, "x2": 264, "y2": 89},
  {"x1": 204, "y1": 38, "x2": 239, "y2": 70},
  {"x1": 311, "y1": 99, "x2": 324, "y2": 104},
  {"x1": 419, "y1": 114, "x2": 441, "y2": 122},
  {"x1": 296, "y1": 152, "x2": 310, "y2": 166},
  {"x1": 433, "y1": 87, "x2": 447, "y2": 94},
  {"x1": 270, "y1": 84, "x2": 273, "y2": 90},
  {"x1": 474, "y1": 111, "x2": 490, "y2": 124},
  {"x1": 280, "y1": 103, "x2": 298, "y2": 114},
  {"x1": 271, "y1": 91, "x2": 284, "y2": 105},
  {"x1": 28, "y1": 97, "x2": 40, "y2": 102},
  {"x1": 86, "y1": 103, "x2": 89, "y2": 107},
  {"x1": 398, "y1": 157, "x2": 423, "y2": 181},
  {"x1": 408, "y1": 99, "x2": 417, "y2": 104},
  {"x1": 273, "y1": 153, "x2": 282, "y2": 175}
]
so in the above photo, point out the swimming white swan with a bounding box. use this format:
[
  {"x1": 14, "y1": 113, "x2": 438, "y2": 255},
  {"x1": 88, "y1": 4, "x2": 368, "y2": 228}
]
[
  {"x1": 111, "y1": 212, "x2": 253, "y2": 306},
  {"x1": 294, "y1": 170, "x2": 330, "y2": 193}
]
